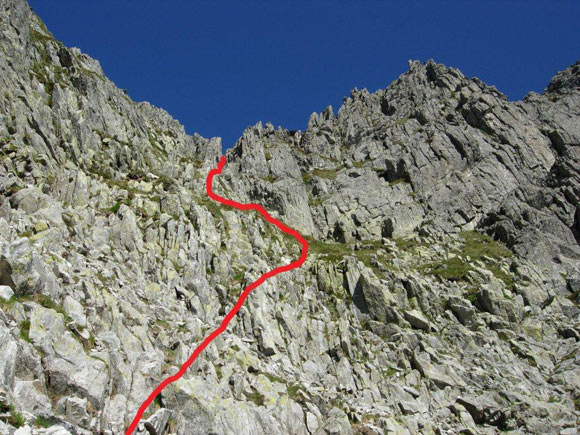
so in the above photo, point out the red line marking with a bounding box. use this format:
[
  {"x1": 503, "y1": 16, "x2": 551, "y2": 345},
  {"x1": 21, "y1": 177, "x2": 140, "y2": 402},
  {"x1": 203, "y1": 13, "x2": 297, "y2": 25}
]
[{"x1": 126, "y1": 155, "x2": 309, "y2": 434}]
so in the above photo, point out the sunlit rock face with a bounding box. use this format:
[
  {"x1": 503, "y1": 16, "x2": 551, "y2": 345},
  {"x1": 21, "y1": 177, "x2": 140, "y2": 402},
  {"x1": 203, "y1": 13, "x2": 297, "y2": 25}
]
[{"x1": 0, "y1": 0, "x2": 579, "y2": 433}]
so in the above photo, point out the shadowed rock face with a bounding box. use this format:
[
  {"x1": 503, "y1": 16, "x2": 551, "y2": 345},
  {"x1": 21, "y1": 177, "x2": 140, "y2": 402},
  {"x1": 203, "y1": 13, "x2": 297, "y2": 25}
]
[
  {"x1": 0, "y1": 257, "x2": 16, "y2": 290},
  {"x1": 0, "y1": 0, "x2": 579, "y2": 434}
]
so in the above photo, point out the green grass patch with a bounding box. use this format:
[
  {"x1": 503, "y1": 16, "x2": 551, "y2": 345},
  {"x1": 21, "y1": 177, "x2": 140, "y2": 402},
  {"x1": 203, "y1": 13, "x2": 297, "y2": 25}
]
[
  {"x1": 460, "y1": 231, "x2": 513, "y2": 261},
  {"x1": 108, "y1": 198, "x2": 132, "y2": 214},
  {"x1": 30, "y1": 29, "x2": 53, "y2": 44},
  {"x1": 245, "y1": 390, "x2": 265, "y2": 406},
  {"x1": 156, "y1": 318, "x2": 170, "y2": 329},
  {"x1": 110, "y1": 201, "x2": 122, "y2": 213},
  {"x1": 178, "y1": 156, "x2": 203, "y2": 167},
  {"x1": 287, "y1": 384, "x2": 302, "y2": 399},
  {"x1": 8, "y1": 411, "x2": 25, "y2": 428},
  {"x1": 96, "y1": 272, "x2": 109, "y2": 287},
  {"x1": 389, "y1": 178, "x2": 408, "y2": 186},
  {"x1": 20, "y1": 320, "x2": 31, "y2": 342},
  {"x1": 394, "y1": 237, "x2": 423, "y2": 252},
  {"x1": 421, "y1": 256, "x2": 470, "y2": 281},
  {"x1": 9, "y1": 294, "x2": 73, "y2": 327},
  {"x1": 312, "y1": 168, "x2": 339, "y2": 179},
  {"x1": 306, "y1": 237, "x2": 391, "y2": 276},
  {"x1": 465, "y1": 287, "x2": 478, "y2": 303},
  {"x1": 303, "y1": 167, "x2": 341, "y2": 183},
  {"x1": 308, "y1": 196, "x2": 326, "y2": 207},
  {"x1": 357, "y1": 252, "x2": 389, "y2": 275},
  {"x1": 487, "y1": 264, "x2": 514, "y2": 289},
  {"x1": 77, "y1": 333, "x2": 97, "y2": 353},
  {"x1": 260, "y1": 372, "x2": 286, "y2": 384},
  {"x1": 31, "y1": 294, "x2": 66, "y2": 315},
  {"x1": 35, "y1": 416, "x2": 54, "y2": 428},
  {"x1": 417, "y1": 231, "x2": 514, "y2": 288},
  {"x1": 0, "y1": 403, "x2": 25, "y2": 428},
  {"x1": 19, "y1": 230, "x2": 34, "y2": 239},
  {"x1": 305, "y1": 236, "x2": 351, "y2": 263}
]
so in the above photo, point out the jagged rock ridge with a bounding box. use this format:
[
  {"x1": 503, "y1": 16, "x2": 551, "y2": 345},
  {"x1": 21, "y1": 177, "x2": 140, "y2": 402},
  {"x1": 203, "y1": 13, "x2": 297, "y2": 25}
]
[{"x1": 0, "y1": 0, "x2": 579, "y2": 434}]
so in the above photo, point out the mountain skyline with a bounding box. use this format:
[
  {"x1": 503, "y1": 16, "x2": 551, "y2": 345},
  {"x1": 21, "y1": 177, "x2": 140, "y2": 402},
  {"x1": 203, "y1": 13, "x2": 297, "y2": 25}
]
[{"x1": 28, "y1": 0, "x2": 580, "y2": 150}]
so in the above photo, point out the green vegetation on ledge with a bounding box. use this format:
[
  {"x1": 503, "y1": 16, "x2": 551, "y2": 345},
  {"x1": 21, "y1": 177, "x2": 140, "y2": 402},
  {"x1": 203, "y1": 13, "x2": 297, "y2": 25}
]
[
  {"x1": 302, "y1": 167, "x2": 341, "y2": 183},
  {"x1": 417, "y1": 231, "x2": 514, "y2": 287}
]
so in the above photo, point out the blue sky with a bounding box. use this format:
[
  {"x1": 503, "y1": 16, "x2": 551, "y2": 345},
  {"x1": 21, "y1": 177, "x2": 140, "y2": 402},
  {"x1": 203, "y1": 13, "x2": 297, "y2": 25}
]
[{"x1": 29, "y1": 1, "x2": 580, "y2": 151}]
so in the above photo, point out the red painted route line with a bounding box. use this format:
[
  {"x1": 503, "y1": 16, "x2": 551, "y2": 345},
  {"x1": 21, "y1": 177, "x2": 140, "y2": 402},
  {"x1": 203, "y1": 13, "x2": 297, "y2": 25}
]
[{"x1": 126, "y1": 155, "x2": 309, "y2": 434}]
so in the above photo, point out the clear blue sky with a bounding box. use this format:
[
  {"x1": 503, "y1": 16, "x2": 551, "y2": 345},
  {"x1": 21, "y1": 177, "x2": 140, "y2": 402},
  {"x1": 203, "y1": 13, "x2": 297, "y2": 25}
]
[{"x1": 29, "y1": 1, "x2": 580, "y2": 151}]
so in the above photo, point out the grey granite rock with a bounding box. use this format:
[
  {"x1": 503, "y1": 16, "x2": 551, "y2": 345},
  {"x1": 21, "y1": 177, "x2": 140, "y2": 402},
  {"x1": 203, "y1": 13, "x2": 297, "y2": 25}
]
[{"x1": 0, "y1": 0, "x2": 578, "y2": 433}]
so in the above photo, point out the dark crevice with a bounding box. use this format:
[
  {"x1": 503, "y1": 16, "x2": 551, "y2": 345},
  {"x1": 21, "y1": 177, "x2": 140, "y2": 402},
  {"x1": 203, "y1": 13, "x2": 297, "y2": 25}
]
[
  {"x1": 573, "y1": 207, "x2": 580, "y2": 245},
  {"x1": 446, "y1": 133, "x2": 468, "y2": 161},
  {"x1": 377, "y1": 159, "x2": 411, "y2": 184},
  {"x1": 352, "y1": 280, "x2": 369, "y2": 315},
  {"x1": 380, "y1": 99, "x2": 396, "y2": 116},
  {"x1": 28, "y1": 117, "x2": 57, "y2": 161}
]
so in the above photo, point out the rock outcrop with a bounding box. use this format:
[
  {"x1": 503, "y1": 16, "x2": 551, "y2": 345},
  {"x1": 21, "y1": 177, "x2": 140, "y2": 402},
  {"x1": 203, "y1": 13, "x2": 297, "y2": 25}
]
[{"x1": 0, "y1": 0, "x2": 579, "y2": 434}]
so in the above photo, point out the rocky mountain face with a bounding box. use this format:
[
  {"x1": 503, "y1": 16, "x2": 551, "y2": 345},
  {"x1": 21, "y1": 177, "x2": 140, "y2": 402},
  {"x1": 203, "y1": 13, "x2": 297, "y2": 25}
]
[{"x1": 0, "y1": 0, "x2": 579, "y2": 434}]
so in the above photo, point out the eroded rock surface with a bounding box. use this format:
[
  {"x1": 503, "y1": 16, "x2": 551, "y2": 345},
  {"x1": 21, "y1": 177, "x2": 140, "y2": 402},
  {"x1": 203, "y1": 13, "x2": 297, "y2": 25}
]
[{"x1": 0, "y1": 0, "x2": 579, "y2": 433}]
